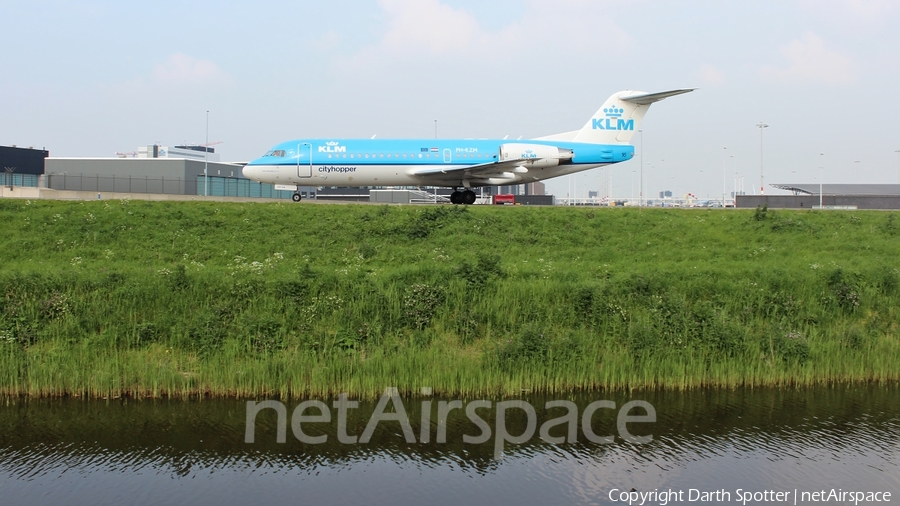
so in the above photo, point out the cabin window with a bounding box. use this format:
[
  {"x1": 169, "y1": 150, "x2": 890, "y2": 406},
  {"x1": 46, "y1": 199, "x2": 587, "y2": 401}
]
[
  {"x1": 328, "y1": 154, "x2": 333, "y2": 158},
  {"x1": 350, "y1": 154, "x2": 354, "y2": 158},
  {"x1": 379, "y1": 153, "x2": 384, "y2": 158},
  {"x1": 387, "y1": 153, "x2": 391, "y2": 158},
  {"x1": 342, "y1": 153, "x2": 347, "y2": 158},
  {"x1": 365, "y1": 154, "x2": 369, "y2": 158},
  {"x1": 403, "y1": 153, "x2": 407, "y2": 158}
]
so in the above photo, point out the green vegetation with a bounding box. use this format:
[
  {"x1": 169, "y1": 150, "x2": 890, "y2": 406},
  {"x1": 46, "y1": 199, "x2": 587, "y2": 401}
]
[{"x1": 1, "y1": 199, "x2": 898, "y2": 398}]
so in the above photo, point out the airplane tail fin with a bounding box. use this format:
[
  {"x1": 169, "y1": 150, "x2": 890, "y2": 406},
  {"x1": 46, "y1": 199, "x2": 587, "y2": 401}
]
[{"x1": 571, "y1": 89, "x2": 695, "y2": 144}]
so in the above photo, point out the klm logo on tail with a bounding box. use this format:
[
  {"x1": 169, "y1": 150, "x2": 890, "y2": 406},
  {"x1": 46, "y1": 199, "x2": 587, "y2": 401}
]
[{"x1": 591, "y1": 106, "x2": 634, "y2": 131}]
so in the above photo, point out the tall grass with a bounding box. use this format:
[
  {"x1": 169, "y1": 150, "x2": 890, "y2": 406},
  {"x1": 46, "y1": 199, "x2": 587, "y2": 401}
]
[{"x1": 1, "y1": 199, "x2": 898, "y2": 398}]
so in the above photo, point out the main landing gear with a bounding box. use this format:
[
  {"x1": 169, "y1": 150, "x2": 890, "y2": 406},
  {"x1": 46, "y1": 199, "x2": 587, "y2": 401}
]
[
  {"x1": 291, "y1": 193, "x2": 302, "y2": 202},
  {"x1": 450, "y1": 189, "x2": 477, "y2": 205}
]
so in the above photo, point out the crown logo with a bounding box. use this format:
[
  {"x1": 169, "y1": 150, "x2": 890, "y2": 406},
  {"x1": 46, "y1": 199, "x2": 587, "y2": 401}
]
[
  {"x1": 603, "y1": 106, "x2": 624, "y2": 118},
  {"x1": 326, "y1": 141, "x2": 339, "y2": 146}
]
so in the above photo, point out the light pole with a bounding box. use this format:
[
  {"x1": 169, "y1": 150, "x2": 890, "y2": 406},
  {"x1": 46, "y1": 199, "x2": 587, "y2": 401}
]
[
  {"x1": 639, "y1": 129, "x2": 644, "y2": 207},
  {"x1": 659, "y1": 158, "x2": 665, "y2": 204},
  {"x1": 895, "y1": 149, "x2": 899, "y2": 183},
  {"x1": 723, "y1": 146, "x2": 727, "y2": 207},
  {"x1": 646, "y1": 161, "x2": 652, "y2": 206},
  {"x1": 733, "y1": 166, "x2": 737, "y2": 202},
  {"x1": 608, "y1": 167, "x2": 612, "y2": 204},
  {"x1": 205, "y1": 110, "x2": 209, "y2": 197},
  {"x1": 4, "y1": 167, "x2": 15, "y2": 190},
  {"x1": 631, "y1": 170, "x2": 636, "y2": 203},
  {"x1": 730, "y1": 154, "x2": 736, "y2": 206},
  {"x1": 756, "y1": 122, "x2": 768, "y2": 195},
  {"x1": 819, "y1": 153, "x2": 824, "y2": 208}
]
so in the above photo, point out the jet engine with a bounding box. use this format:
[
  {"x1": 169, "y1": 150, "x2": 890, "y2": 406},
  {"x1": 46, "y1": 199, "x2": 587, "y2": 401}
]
[{"x1": 498, "y1": 143, "x2": 574, "y2": 168}]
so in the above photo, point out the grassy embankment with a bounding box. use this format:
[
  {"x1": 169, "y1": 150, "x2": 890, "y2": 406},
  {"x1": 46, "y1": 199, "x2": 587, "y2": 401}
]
[{"x1": 0, "y1": 199, "x2": 898, "y2": 398}]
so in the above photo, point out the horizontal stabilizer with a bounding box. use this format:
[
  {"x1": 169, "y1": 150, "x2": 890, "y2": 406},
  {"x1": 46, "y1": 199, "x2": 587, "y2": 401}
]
[{"x1": 620, "y1": 89, "x2": 696, "y2": 105}]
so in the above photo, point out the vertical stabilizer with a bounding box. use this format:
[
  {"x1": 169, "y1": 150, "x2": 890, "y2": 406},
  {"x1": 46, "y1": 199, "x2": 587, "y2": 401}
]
[{"x1": 572, "y1": 89, "x2": 695, "y2": 144}]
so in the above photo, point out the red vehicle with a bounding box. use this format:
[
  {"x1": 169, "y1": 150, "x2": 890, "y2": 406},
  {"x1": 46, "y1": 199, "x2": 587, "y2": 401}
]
[{"x1": 492, "y1": 194, "x2": 515, "y2": 205}]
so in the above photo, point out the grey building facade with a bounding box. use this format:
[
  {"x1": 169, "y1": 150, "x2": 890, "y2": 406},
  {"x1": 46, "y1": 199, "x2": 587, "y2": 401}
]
[
  {"x1": 42, "y1": 158, "x2": 302, "y2": 199},
  {"x1": 736, "y1": 184, "x2": 900, "y2": 210}
]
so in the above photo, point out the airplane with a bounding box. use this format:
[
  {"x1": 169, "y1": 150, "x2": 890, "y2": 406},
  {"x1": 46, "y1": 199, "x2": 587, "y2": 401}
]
[{"x1": 242, "y1": 89, "x2": 694, "y2": 204}]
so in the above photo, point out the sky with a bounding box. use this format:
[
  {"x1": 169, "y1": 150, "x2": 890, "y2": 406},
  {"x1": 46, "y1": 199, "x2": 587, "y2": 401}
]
[{"x1": 2, "y1": 0, "x2": 899, "y2": 200}]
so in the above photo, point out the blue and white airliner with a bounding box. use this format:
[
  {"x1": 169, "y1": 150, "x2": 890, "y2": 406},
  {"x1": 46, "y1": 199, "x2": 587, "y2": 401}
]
[{"x1": 242, "y1": 89, "x2": 694, "y2": 204}]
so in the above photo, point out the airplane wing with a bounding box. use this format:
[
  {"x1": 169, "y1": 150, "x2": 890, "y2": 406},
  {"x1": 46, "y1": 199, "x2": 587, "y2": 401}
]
[{"x1": 410, "y1": 158, "x2": 536, "y2": 179}]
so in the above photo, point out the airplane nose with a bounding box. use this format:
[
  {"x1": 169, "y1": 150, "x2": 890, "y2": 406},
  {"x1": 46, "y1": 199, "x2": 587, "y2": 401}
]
[{"x1": 241, "y1": 164, "x2": 259, "y2": 180}]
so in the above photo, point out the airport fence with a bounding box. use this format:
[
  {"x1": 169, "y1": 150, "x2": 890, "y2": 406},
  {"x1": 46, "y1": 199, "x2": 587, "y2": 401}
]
[{"x1": 197, "y1": 176, "x2": 297, "y2": 199}]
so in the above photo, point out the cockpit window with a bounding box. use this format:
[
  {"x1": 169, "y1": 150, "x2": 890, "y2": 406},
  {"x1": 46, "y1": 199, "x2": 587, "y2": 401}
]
[{"x1": 264, "y1": 150, "x2": 287, "y2": 157}]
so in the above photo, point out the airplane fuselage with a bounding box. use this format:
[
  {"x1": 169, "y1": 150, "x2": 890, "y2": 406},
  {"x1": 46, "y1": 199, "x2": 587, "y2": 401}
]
[{"x1": 242, "y1": 138, "x2": 634, "y2": 188}]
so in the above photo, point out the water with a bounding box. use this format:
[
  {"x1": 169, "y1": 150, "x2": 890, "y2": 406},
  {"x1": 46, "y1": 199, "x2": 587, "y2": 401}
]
[{"x1": 1, "y1": 385, "x2": 898, "y2": 505}]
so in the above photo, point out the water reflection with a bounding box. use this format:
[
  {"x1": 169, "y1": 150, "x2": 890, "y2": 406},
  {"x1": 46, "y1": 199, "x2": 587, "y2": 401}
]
[{"x1": 1, "y1": 385, "x2": 898, "y2": 505}]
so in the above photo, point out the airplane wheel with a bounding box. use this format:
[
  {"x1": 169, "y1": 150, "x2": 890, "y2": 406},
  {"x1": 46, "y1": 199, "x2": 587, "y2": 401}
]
[
  {"x1": 462, "y1": 190, "x2": 477, "y2": 205},
  {"x1": 450, "y1": 191, "x2": 461, "y2": 204},
  {"x1": 292, "y1": 193, "x2": 302, "y2": 202}
]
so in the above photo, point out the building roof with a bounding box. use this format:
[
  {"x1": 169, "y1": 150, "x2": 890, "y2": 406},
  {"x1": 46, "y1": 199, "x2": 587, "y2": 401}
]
[{"x1": 771, "y1": 184, "x2": 900, "y2": 196}]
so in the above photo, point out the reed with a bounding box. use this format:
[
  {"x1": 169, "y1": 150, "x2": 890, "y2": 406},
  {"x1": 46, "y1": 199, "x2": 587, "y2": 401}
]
[{"x1": 1, "y1": 199, "x2": 898, "y2": 398}]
